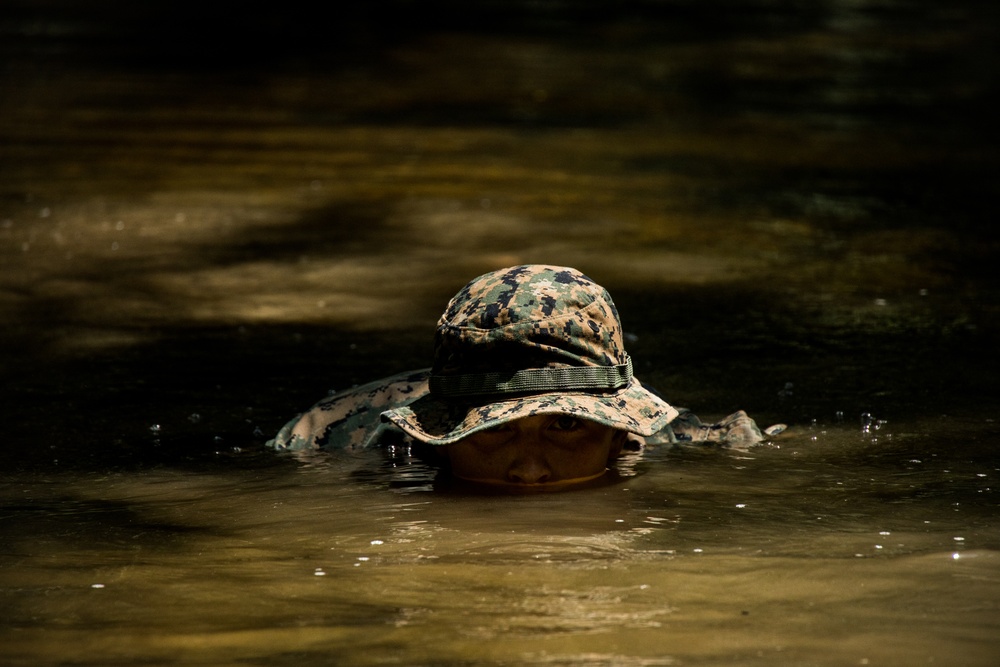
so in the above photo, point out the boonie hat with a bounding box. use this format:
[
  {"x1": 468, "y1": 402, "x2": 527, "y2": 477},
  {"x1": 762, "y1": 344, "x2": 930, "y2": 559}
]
[{"x1": 381, "y1": 265, "x2": 678, "y2": 445}]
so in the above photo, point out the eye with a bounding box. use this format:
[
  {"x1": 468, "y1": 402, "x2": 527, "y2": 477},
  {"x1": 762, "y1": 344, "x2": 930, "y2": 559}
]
[
  {"x1": 468, "y1": 423, "x2": 514, "y2": 450},
  {"x1": 550, "y1": 415, "x2": 582, "y2": 431}
]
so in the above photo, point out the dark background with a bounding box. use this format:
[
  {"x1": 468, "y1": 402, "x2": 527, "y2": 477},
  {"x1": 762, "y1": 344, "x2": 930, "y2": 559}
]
[{"x1": 2, "y1": 0, "x2": 998, "y2": 471}]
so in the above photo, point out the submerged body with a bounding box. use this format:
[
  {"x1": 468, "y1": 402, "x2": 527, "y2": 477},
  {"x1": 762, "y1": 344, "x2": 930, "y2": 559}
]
[
  {"x1": 267, "y1": 368, "x2": 775, "y2": 487},
  {"x1": 267, "y1": 265, "x2": 782, "y2": 489}
]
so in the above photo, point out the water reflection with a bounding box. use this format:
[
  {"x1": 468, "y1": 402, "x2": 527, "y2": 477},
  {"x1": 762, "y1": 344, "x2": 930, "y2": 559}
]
[{"x1": 3, "y1": 434, "x2": 998, "y2": 665}]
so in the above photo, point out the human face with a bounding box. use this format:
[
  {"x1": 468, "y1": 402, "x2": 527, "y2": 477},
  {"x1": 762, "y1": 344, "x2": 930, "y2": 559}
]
[{"x1": 443, "y1": 414, "x2": 627, "y2": 489}]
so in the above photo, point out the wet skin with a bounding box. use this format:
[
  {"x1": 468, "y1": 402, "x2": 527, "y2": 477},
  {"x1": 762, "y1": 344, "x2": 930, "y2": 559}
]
[{"x1": 442, "y1": 414, "x2": 627, "y2": 489}]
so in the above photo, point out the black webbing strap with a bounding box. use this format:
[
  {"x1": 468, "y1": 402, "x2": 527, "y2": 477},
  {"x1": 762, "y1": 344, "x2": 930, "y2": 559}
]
[{"x1": 429, "y1": 355, "x2": 632, "y2": 397}]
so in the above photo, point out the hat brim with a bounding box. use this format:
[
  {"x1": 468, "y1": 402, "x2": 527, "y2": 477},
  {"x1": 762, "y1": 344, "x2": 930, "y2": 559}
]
[{"x1": 380, "y1": 377, "x2": 678, "y2": 446}]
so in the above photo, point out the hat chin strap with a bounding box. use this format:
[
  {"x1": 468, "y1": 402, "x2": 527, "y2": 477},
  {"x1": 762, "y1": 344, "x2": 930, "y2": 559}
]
[{"x1": 429, "y1": 355, "x2": 633, "y2": 398}]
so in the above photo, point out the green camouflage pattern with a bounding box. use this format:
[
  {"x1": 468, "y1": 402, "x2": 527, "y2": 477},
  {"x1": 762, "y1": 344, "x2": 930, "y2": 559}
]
[
  {"x1": 382, "y1": 265, "x2": 679, "y2": 445},
  {"x1": 268, "y1": 370, "x2": 431, "y2": 451},
  {"x1": 432, "y1": 264, "x2": 628, "y2": 374},
  {"x1": 266, "y1": 265, "x2": 783, "y2": 452},
  {"x1": 265, "y1": 371, "x2": 771, "y2": 451}
]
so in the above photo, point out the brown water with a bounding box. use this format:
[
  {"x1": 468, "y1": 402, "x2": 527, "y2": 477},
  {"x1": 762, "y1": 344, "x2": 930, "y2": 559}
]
[{"x1": 2, "y1": 1, "x2": 999, "y2": 665}]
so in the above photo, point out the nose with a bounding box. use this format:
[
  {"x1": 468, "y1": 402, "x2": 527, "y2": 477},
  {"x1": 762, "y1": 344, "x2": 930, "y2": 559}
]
[{"x1": 506, "y1": 450, "x2": 552, "y2": 484}]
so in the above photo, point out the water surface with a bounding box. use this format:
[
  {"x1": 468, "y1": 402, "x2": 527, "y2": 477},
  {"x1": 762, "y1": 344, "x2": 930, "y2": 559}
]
[{"x1": 2, "y1": 1, "x2": 998, "y2": 664}]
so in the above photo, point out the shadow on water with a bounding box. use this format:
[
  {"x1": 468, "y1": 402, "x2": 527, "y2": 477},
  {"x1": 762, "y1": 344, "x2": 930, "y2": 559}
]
[
  {"x1": 1, "y1": 127, "x2": 998, "y2": 472},
  {"x1": 3, "y1": 0, "x2": 860, "y2": 70},
  {"x1": 0, "y1": 194, "x2": 436, "y2": 470},
  {"x1": 0, "y1": 495, "x2": 215, "y2": 554},
  {"x1": 2, "y1": 271, "x2": 996, "y2": 473}
]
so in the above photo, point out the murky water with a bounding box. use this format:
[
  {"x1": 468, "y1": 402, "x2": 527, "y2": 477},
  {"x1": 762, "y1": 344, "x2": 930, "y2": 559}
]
[{"x1": 2, "y1": 1, "x2": 999, "y2": 665}]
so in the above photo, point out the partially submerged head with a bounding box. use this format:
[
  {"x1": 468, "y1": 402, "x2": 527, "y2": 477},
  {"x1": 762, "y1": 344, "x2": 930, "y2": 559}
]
[
  {"x1": 381, "y1": 265, "x2": 677, "y2": 489},
  {"x1": 442, "y1": 413, "x2": 628, "y2": 489}
]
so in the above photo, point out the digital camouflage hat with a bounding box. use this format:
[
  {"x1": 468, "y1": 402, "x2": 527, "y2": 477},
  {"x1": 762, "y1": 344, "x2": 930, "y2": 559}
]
[{"x1": 380, "y1": 265, "x2": 679, "y2": 445}]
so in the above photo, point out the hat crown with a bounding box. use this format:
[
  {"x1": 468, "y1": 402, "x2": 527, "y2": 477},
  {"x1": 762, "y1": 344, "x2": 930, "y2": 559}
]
[
  {"x1": 433, "y1": 265, "x2": 626, "y2": 378},
  {"x1": 380, "y1": 264, "x2": 679, "y2": 445}
]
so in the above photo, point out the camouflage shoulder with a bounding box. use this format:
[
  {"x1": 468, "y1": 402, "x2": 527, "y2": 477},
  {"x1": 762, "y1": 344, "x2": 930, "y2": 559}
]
[
  {"x1": 265, "y1": 369, "x2": 431, "y2": 452},
  {"x1": 667, "y1": 409, "x2": 770, "y2": 449}
]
